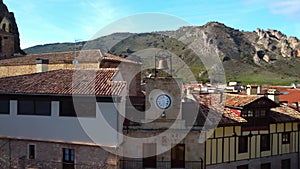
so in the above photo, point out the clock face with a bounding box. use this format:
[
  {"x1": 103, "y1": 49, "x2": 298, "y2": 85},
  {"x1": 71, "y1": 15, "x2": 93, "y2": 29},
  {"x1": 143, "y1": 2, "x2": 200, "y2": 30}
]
[{"x1": 156, "y1": 94, "x2": 171, "y2": 109}]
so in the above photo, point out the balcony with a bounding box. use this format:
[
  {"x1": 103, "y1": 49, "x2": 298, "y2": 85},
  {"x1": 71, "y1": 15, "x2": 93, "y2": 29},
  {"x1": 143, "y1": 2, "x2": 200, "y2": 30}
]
[{"x1": 120, "y1": 160, "x2": 203, "y2": 169}]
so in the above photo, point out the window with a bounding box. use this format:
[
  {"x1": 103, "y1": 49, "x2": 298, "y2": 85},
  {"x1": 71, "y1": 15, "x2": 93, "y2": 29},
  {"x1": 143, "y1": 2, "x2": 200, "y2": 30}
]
[
  {"x1": 8, "y1": 24, "x2": 12, "y2": 33},
  {"x1": 60, "y1": 99, "x2": 96, "y2": 117},
  {"x1": 18, "y1": 100, "x2": 51, "y2": 116},
  {"x1": 0, "y1": 99, "x2": 9, "y2": 114},
  {"x1": 238, "y1": 136, "x2": 248, "y2": 153},
  {"x1": 282, "y1": 133, "x2": 290, "y2": 144},
  {"x1": 28, "y1": 144, "x2": 35, "y2": 159},
  {"x1": 63, "y1": 148, "x2": 75, "y2": 169},
  {"x1": 261, "y1": 163, "x2": 271, "y2": 169},
  {"x1": 255, "y1": 110, "x2": 267, "y2": 117},
  {"x1": 242, "y1": 110, "x2": 253, "y2": 117},
  {"x1": 19, "y1": 100, "x2": 34, "y2": 115},
  {"x1": 60, "y1": 101, "x2": 76, "y2": 117},
  {"x1": 171, "y1": 144, "x2": 185, "y2": 168},
  {"x1": 281, "y1": 159, "x2": 291, "y2": 169},
  {"x1": 260, "y1": 110, "x2": 267, "y2": 117},
  {"x1": 2, "y1": 24, "x2": 6, "y2": 31},
  {"x1": 73, "y1": 101, "x2": 96, "y2": 117},
  {"x1": 143, "y1": 143, "x2": 156, "y2": 168},
  {"x1": 35, "y1": 101, "x2": 51, "y2": 115},
  {"x1": 261, "y1": 134, "x2": 270, "y2": 151},
  {"x1": 237, "y1": 164, "x2": 248, "y2": 169},
  {"x1": 248, "y1": 110, "x2": 254, "y2": 117}
]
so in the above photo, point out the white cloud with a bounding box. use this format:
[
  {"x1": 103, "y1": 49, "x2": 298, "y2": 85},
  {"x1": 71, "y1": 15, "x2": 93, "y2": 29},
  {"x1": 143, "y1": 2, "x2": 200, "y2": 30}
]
[
  {"x1": 77, "y1": 0, "x2": 125, "y2": 39},
  {"x1": 270, "y1": 0, "x2": 300, "y2": 16},
  {"x1": 243, "y1": 0, "x2": 300, "y2": 17}
]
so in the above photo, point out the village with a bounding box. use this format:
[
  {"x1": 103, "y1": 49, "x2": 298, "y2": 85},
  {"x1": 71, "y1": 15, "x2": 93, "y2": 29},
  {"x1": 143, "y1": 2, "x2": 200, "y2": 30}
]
[{"x1": 1, "y1": 1, "x2": 300, "y2": 169}]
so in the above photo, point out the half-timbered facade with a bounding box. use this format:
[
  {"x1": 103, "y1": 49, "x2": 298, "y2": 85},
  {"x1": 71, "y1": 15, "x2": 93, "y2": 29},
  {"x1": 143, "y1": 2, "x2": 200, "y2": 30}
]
[{"x1": 205, "y1": 94, "x2": 300, "y2": 169}]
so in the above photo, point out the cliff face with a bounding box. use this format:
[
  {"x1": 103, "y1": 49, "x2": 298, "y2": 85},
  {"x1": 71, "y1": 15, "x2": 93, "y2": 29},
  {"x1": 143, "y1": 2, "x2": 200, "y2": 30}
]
[
  {"x1": 256, "y1": 28, "x2": 300, "y2": 59},
  {"x1": 0, "y1": 1, "x2": 21, "y2": 53},
  {"x1": 165, "y1": 22, "x2": 300, "y2": 64}
]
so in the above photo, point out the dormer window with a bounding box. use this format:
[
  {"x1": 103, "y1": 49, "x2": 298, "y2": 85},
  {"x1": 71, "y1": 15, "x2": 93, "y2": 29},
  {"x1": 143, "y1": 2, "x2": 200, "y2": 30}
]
[
  {"x1": 261, "y1": 110, "x2": 267, "y2": 117},
  {"x1": 254, "y1": 109, "x2": 268, "y2": 117},
  {"x1": 242, "y1": 109, "x2": 268, "y2": 118},
  {"x1": 242, "y1": 110, "x2": 253, "y2": 117}
]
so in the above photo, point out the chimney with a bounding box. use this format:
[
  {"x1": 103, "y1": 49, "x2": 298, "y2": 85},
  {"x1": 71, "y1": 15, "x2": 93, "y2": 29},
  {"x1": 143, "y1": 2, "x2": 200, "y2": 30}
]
[
  {"x1": 246, "y1": 85, "x2": 260, "y2": 95},
  {"x1": 36, "y1": 58, "x2": 49, "y2": 73},
  {"x1": 293, "y1": 102, "x2": 299, "y2": 111},
  {"x1": 266, "y1": 89, "x2": 280, "y2": 104}
]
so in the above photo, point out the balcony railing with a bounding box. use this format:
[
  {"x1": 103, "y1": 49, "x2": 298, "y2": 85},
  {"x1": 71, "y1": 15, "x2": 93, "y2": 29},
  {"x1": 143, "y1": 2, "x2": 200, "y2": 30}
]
[{"x1": 120, "y1": 160, "x2": 203, "y2": 169}]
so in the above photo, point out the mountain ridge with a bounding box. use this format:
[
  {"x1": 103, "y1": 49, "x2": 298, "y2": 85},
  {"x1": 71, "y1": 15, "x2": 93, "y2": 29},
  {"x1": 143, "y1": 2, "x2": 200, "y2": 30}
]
[{"x1": 24, "y1": 22, "x2": 300, "y2": 85}]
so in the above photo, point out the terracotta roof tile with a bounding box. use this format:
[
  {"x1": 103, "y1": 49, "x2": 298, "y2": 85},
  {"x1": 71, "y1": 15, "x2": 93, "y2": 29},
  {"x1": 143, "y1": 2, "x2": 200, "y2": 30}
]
[
  {"x1": 192, "y1": 92, "x2": 300, "y2": 125},
  {"x1": 278, "y1": 88, "x2": 300, "y2": 105},
  {"x1": 225, "y1": 94, "x2": 263, "y2": 108},
  {"x1": 270, "y1": 106, "x2": 300, "y2": 122},
  {"x1": 192, "y1": 94, "x2": 247, "y2": 125},
  {"x1": 0, "y1": 69, "x2": 125, "y2": 96},
  {"x1": 101, "y1": 53, "x2": 142, "y2": 65}
]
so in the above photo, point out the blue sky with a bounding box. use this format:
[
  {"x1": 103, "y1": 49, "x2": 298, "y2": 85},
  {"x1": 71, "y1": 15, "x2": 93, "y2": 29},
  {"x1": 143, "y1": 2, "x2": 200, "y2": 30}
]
[{"x1": 4, "y1": 0, "x2": 300, "y2": 49}]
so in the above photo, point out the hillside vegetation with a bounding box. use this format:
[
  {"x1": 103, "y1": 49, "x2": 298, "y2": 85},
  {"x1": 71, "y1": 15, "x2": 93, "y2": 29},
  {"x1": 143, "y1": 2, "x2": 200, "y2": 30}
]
[{"x1": 24, "y1": 22, "x2": 300, "y2": 85}]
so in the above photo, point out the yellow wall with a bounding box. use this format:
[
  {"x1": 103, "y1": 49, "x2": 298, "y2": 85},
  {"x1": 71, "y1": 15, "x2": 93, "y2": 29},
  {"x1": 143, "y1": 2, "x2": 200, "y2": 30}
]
[{"x1": 206, "y1": 122, "x2": 299, "y2": 165}]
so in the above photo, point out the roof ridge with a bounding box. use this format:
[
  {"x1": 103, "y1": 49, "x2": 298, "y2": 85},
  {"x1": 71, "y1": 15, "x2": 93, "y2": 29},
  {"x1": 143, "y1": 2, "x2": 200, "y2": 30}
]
[{"x1": 27, "y1": 49, "x2": 101, "y2": 56}]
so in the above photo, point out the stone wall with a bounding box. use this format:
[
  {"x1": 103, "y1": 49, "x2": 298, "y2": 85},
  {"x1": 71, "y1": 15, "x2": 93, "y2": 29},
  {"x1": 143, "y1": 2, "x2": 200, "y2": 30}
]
[
  {"x1": 0, "y1": 138, "x2": 118, "y2": 169},
  {"x1": 0, "y1": 34, "x2": 14, "y2": 57},
  {"x1": 121, "y1": 130, "x2": 204, "y2": 169},
  {"x1": 0, "y1": 63, "x2": 99, "y2": 77}
]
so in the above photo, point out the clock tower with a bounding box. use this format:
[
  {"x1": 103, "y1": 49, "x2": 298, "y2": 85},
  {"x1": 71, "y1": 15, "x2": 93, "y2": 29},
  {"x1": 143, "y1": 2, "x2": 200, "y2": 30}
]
[{"x1": 143, "y1": 51, "x2": 184, "y2": 128}]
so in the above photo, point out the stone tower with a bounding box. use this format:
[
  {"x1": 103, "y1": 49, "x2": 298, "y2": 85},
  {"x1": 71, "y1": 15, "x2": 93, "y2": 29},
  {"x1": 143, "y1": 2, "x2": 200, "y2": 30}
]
[
  {"x1": 0, "y1": 0, "x2": 22, "y2": 57},
  {"x1": 0, "y1": 14, "x2": 14, "y2": 57},
  {"x1": 143, "y1": 54, "x2": 185, "y2": 129}
]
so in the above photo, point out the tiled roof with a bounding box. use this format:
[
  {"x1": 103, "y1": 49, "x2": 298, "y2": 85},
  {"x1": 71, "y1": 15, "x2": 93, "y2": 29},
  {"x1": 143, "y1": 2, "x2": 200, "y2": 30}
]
[
  {"x1": 0, "y1": 69, "x2": 125, "y2": 96},
  {"x1": 0, "y1": 50, "x2": 141, "y2": 66},
  {"x1": 192, "y1": 94, "x2": 247, "y2": 126},
  {"x1": 225, "y1": 94, "x2": 263, "y2": 108},
  {"x1": 193, "y1": 93, "x2": 300, "y2": 125},
  {"x1": 278, "y1": 88, "x2": 300, "y2": 105},
  {"x1": 0, "y1": 50, "x2": 101, "y2": 66},
  {"x1": 101, "y1": 53, "x2": 142, "y2": 65},
  {"x1": 270, "y1": 106, "x2": 300, "y2": 122}
]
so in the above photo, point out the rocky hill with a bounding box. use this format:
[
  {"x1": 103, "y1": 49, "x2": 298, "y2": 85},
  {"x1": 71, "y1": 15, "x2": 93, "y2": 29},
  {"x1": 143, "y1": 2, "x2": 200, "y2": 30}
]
[
  {"x1": 24, "y1": 22, "x2": 300, "y2": 85},
  {"x1": 24, "y1": 32, "x2": 133, "y2": 54},
  {"x1": 0, "y1": 1, "x2": 22, "y2": 53}
]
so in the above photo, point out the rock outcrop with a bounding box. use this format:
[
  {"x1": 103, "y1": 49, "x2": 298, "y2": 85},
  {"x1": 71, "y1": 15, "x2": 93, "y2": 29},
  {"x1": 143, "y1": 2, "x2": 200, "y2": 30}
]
[{"x1": 256, "y1": 28, "x2": 300, "y2": 58}]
